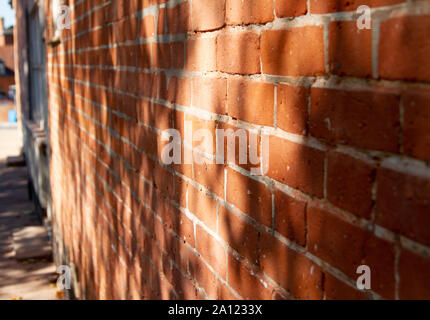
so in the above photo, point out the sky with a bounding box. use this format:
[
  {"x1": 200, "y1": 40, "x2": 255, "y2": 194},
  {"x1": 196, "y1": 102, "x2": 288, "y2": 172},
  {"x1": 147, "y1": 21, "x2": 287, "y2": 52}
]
[{"x1": 0, "y1": 0, "x2": 15, "y2": 28}]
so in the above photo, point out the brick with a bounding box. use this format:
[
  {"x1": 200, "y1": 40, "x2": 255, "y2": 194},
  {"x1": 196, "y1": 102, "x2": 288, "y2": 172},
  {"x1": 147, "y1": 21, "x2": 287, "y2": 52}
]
[
  {"x1": 113, "y1": 16, "x2": 138, "y2": 42},
  {"x1": 140, "y1": 15, "x2": 155, "y2": 38},
  {"x1": 196, "y1": 225, "x2": 227, "y2": 279},
  {"x1": 274, "y1": 188, "x2": 306, "y2": 246},
  {"x1": 260, "y1": 231, "x2": 323, "y2": 299},
  {"x1": 261, "y1": 27, "x2": 325, "y2": 76},
  {"x1": 327, "y1": 151, "x2": 376, "y2": 219},
  {"x1": 157, "y1": 7, "x2": 166, "y2": 34},
  {"x1": 119, "y1": 45, "x2": 138, "y2": 67},
  {"x1": 167, "y1": 77, "x2": 191, "y2": 106},
  {"x1": 191, "y1": 0, "x2": 226, "y2": 31},
  {"x1": 228, "y1": 256, "x2": 272, "y2": 299},
  {"x1": 150, "y1": 103, "x2": 172, "y2": 131},
  {"x1": 217, "y1": 122, "x2": 262, "y2": 172},
  {"x1": 276, "y1": 84, "x2": 308, "y2": 135},
  {"x1": 184, "y1": 113, "x2": 220, "y2": 156},
  {"x1": 138, "y1": 71, "x2": 157, "y2": 97},
  {"x1": 219, "y1": 206, "x2": 259, "y2": 263},
  {"x1": 189, "y1": 250, "x2": 218, "y2": 299},
  {"x1": 173, "y1": 175, "x2": 189, "y2": 209},
  {"x1": 93, "y1": 27, "x2": 110, "y2": 46},
  {"x1": 217, "y1": 281, "x2": 239, "y2": 299},
  {"x1": 226, "y1": 0, "x2": 273, "y2": 25},
  {"x1": 267, "y1": 136, "x2": 325, "y2": 197},
  {"x1": 171, "y1": 42, "x2": 185, "y2": 69},
  {"x1": 178, "y1": 213, "x2": 195, "y2": 247},
  {"x1": 193, "y1": 162, "x2": 225, "y2": 199},
  {"x1": 324, "y1": 273, "x2": 368, "y2": 300},
  {"x1": 275, "y1": 0, "x2": 307, "y2": 17},
  {"x1": 379, "y1": 15, "x2": 430, "y2": 82},
  {"x1": 309, "y1": 0, "x2": 406, "y2": 13},
  {"x1": 152, "y1": 162, "x2": 176, "y2": 198},
  {"x1": 192, "y1": 77, "x2": 227, "y2": 114},
  {"x1": 399, "y1": 250, "x2": 430, "y2": 299},
  {"x1": 156, "y1": 194, "x2": 181, "y2": 235},
  {"x1": 151, "y1": 42, "x2": 171, "y2": 69},
  {"x1": 171, "y1": 267, "x2": 199, "y2": 299},
  {"x1": 217, "y1": 30, "x2": 260, "y2": 75},
  {"x1": 137, "y1": 42, "x2": 152, "y2": 69},
  {"x1": 227, "y1": 77, "x2": 274, "y2": 126},
  {"x1": 152, "y1": 0, "x2": 169, "y2": 5},
  {"x1": 307, "y1": 205, "x2": 395, "y2": 298},
  {"x1": 157, "y1": 72, "x2": 168, "y2": 100},
  {"x1": 188, "y1": 186, "x2": 218, "y2": 232},
  {"x1": 310, "y1": 87, "x2": 400, "y2": 152},
  {"x1": 376, "y1": 166, "x2": 430, "y2": 247},
  {"x1": 186, "y1": 36, "x2": 217, "y2": 72},
  {"x1": 109, "y1": 0, "x2": 131, "y2": 21},
  {"x1": 166, "y1": 2, "x2": 190, "y2": 35},
  {"x1": 403, "y1": 89, "x2": 430, "y2": 162},
  {"x1": 226, "y1": 168, "x2": 272, "y2": 227},
  {"x1": 328, "y1": 21, "x2": 372, "y2": 77}
]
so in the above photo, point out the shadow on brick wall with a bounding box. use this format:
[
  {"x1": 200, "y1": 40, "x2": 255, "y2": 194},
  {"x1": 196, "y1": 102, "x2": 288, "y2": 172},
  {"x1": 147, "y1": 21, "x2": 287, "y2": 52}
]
[{"x1": 49, "y1": 0, "x2": 430, "y2": 300}]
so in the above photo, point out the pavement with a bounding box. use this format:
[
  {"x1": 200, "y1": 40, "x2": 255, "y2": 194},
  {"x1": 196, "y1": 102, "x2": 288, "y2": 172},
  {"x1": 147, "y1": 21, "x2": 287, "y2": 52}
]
[{"x1": 0, "y1": 123, "x2": 58, "y2": 300}]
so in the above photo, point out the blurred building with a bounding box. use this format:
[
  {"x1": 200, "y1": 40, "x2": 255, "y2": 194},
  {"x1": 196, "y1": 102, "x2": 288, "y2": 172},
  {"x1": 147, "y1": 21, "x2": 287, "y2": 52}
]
[
  {"x1": 13, "y1": 1, "x2": 49, "y2": 227},
  {"x1": 0, "y1": 17, "x2": 15, "y2": 122}
]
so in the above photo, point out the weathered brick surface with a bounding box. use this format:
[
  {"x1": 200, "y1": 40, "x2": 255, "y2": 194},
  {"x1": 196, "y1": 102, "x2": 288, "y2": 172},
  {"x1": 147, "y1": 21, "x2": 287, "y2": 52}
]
[
  {"x1": 309, "y1": 0, "x2": 406, "y2": 13},
  {"x1": 267, "y1": 136, "x2": 325, "y2": 197},
  {"x1": 217, "y1": 30, "x2": 261, "y2": 75},
  {"x1": 260, "y1": 231, "x2": 324, "y2": 300},
  {"x1": 403, "y1": 89, "x2": 430, "y2": 162},
  {"x1": 328, "y1": 21, "x2": 372, "y2": 77},
  {"x1": 227, "y1": 77, "x2": 274, "y2": 126},
  {"x1": 399, "y1": 250, "x2": 430, "y2": 300},
  {"x1": 327, "y1": 151, "x2": 375, "y2": 219},
  {"x1": 261, "y1": 27, "x2": 325, "y2": 76},
  {"x1": 376, "y1": 167, "x2": 430, "y2": 247},
  {"x1": 379, "y1": 15, "x2": 430, "y2": 82},
  {"x1": 274, "y1": 188, "x2": 306, "y2": 246},
  {"x1": 275, "y1": 0, "x2": 307, "y2": 17},
  {"x1": 307, "y1": 205, "x2": 396, "y2": 298},
  {"x1": 226, "y1": 0, "x2": 273, "y2": 24},
  {"x1": 276, "y1": 84, "x2": 308, "y2": 135},
  {"x1": 310, "y1": 87, "x2": 400, "y2": 152},
  {"x1": 191, "y1": 0, "x2": 225, "y2": 31},
  {"x1": 39, "y1": 0, "x2": 430, "y2": 300}
]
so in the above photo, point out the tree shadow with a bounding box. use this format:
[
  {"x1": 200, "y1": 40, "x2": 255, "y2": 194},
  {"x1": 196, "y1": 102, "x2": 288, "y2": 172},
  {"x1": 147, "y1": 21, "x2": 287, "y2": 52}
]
[{"x1": 43, "y1": 0, "x2": 430, "y2": 301}]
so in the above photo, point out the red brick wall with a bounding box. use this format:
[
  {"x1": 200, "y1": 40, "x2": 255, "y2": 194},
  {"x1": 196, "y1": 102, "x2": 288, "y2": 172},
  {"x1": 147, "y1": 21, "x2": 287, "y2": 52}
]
[{"x1": 46, "y1": 0, "x2": 430, "y2": 299}]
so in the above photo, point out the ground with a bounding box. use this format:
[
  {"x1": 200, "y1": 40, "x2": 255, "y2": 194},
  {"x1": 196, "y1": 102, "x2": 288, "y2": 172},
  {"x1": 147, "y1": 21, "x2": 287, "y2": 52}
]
[{"x1": 0, "y1": 123, "x2": 57, "y2": 300}]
